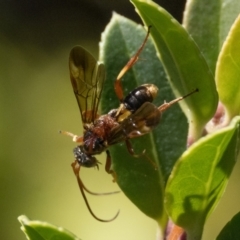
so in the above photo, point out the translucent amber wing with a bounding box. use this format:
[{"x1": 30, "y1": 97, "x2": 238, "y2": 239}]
[{"x1": 69, "y1": 46, "x2": 105, "y2": 123}]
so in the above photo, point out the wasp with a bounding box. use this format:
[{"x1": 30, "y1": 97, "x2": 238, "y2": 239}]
[{"x1": 61, "y1": 26, "x2": 198, "y2": 222}]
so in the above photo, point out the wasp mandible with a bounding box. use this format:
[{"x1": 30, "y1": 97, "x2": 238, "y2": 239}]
[{"x1": 61, "y1": 26, "x2": 198, "y2": 222}]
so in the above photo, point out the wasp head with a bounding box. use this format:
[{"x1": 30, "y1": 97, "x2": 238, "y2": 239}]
[{"x1": 73, "y1": 146, "x2": 98, "y2": 168}]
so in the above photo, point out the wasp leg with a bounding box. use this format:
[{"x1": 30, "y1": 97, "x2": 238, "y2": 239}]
[
  {"x1": 114, "y1": 26, "x2": 152, "y2": 102},
  {"x1": 125, "y1": 139, "x2": 146, "y2": 158},
  {"x1": 59, "y1": 130, "x2": 83, "y2": 143},
  {"x1": 125, "y1": 139, "x2": 157, "y2": 169},
  {"x1": 71, "y1": 160, "x2": 120, "y2": 222},
  {"x1": 105, "y1": 150, "x2": 118, "y2": 182}
]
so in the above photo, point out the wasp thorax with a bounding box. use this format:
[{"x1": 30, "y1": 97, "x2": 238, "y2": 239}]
[
  {"x1": 73, "y1": 146, "x2": 98, "y2": 168},
  {"x1": 83, "y1": 130, "x2": 105, "y2": 154}
]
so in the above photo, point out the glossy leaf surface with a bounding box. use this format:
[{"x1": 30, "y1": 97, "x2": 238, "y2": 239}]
[
  {"x1": 100, "y1": 13, "x2": 189, "y2": 224},
  {"x1": 216, "y1": 14, "x2": 240, "y2": 121},
  {"x1": 165, "y1": 116, "x2": 240, "y2": 239},
  {"x1": 183, "y1": 0, "x2": 240, "y2": 73},
  {"x1": 18, "y1": 215, "x2": 80, "y2": 240},
  {"x1": 216, "y1": 212, "x2": 240, "y2": 240},
  {"x1": 131, "y1": 0, "x2": 218, "y2": 139}
]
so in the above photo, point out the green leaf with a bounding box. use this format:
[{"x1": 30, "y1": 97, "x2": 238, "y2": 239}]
[
  {"x1": 165, "y1": 116, "x2": 240, "y2": 240},
  {"x1": 183, "y1": 0, "x2": 240, "y2": 74},
  {"x1": 216, "y1": 14, "x2": 240, "y2": 122},
  {"x1": 131, "y1": 0, "x2": 218, "y2": 140},
  {"x1": 216, "y1": 212, "x2": 240, "y2": 240},
  {"x1": 100, "y1": 13, "x2": 189, "y2": 225},
  {"x1": 18, "y1": 215, "x2": 81, "y2": 240}
]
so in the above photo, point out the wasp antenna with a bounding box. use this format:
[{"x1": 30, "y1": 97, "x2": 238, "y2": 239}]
[
  {"x1": 72, "y1": 160, "x2": 120, "y2": 195},
  {"x1": 71, "y1": 161, "x2": 120, "y2": 222},
  {"x1": 158, "y1": 88, "x2": 199, "y2": 112},
  {"x1": 80, "y1": 176, "x2": 120, "y2": 196}
]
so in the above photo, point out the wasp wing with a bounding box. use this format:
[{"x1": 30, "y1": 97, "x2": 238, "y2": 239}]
[
  {"x1": 69, "y1": 46, "x2": 105, "y2": 124},
  {"x1": 108, "y1": 102, "x2": 161, "y2": 145}
]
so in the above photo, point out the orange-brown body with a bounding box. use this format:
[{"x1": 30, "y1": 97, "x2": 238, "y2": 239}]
[{"x1": 83, "y1": 114, "x2": 119, "y2": 154}]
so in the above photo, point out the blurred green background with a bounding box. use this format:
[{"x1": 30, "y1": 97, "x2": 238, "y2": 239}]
[{"x1": 1, "y1": 1, "x2": 240, "y2": 240}]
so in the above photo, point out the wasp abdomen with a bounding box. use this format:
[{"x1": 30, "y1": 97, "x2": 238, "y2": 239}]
[{"x1": 123, "y1": 84, "x2": 158, "y2": 112}]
